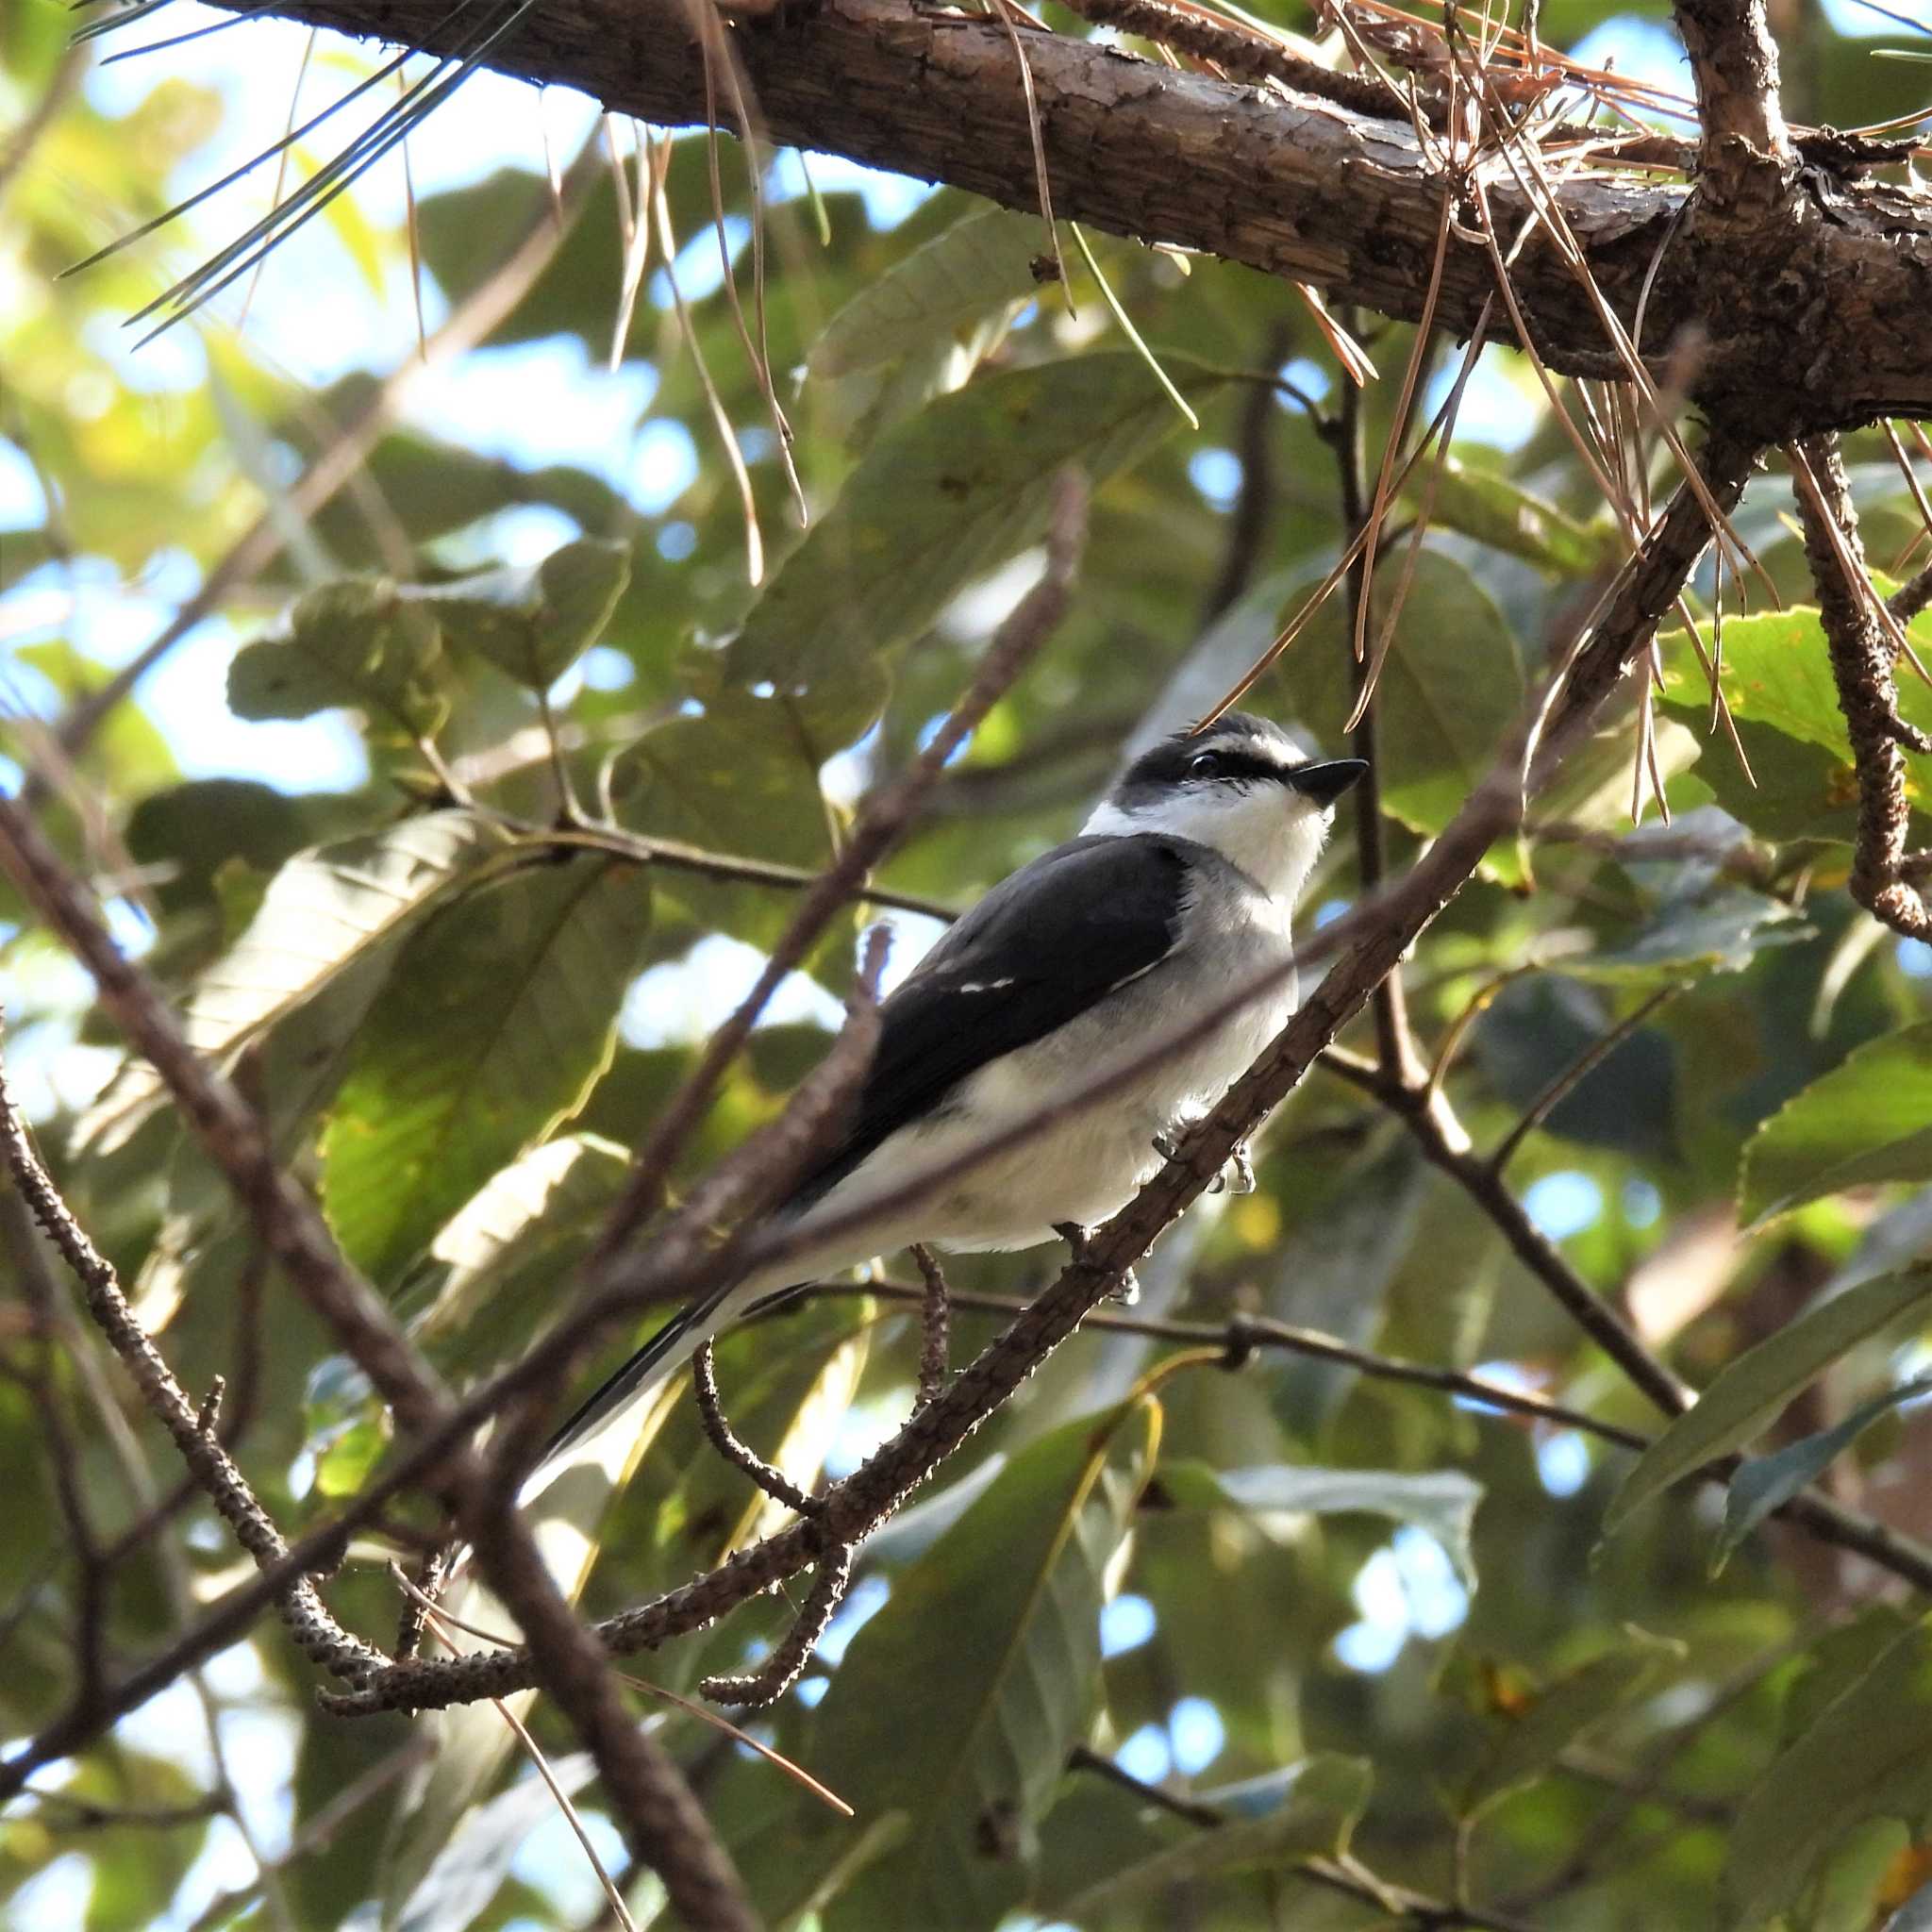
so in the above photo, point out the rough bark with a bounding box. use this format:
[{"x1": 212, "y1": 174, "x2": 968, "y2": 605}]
[{"x1": 218, "y1": 0, "x2": 1932, "y2": 439}]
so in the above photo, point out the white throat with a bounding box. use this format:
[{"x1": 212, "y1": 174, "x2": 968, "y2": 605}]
[{"x1": 1081, "y1": 791, "x2": 1332, "y2": 906}]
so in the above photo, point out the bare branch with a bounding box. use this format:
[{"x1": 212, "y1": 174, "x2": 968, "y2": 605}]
[
  {"x1": 192, "y1": 0, "x2": 1932, "y2": 436},
  {"x1": 0, "y1": 1015, "x2": 388, "y2": 1688},
  {"x1": 1790, "y1": 435, "x2": 1932, "y2": 941},
  {"x1": 693, "y1": 1343, "x2": 821, "y2": 1518},
  {"x1": 699, "y1": 1544, "x2": 853, "y2": 1708},
  {"x1": 909, "y1": 1244, "x2": 951, "y2": 1411}
]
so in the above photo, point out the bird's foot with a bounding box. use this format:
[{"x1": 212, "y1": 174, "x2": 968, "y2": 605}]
[
  {"x1": 1152, "y1": 1132, "x2": 1255, "y2": 1196},
  {"x1": 1053, "y1": 1221, "x2": 1139, "y2": 1305}
]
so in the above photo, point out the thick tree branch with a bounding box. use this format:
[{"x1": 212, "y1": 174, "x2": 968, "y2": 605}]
[
  {"x1": 1673, "y1": 0, "x2": 1791, "y2": 180},
  {"x1": 208, "y1": 0, "x2": 1932, "y2": 439}
]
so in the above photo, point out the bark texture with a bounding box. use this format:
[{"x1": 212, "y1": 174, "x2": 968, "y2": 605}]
[{"x1": 223, "y1": 0, "x2": 1932, "y2": 438}]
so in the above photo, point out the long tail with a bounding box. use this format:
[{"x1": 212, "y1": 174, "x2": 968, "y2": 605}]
[{"x1": 518, "y1": 1279, "x2": 740, "y2": 1504}]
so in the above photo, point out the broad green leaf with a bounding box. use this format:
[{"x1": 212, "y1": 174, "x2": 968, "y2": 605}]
[
  {"x1": 755, "y1": 1399, "x2": 1158, "y2": 1931},
  {"x1": 1607, "y1": 1265, "x2": 1932, "y2": 1534},
  {"x1": 229, "y1": 577, "x2": 446, "y2": 737},
  {"x1": 1741, "y1": 1024, "x2": 1932, "y2": 1225},
  {"x1": 617, "y1": 684, "x2": 866, "y2": 870},
  {"x1": 725, "y1": 353, "x2": 1225, "y2": 689},
  {"x1": 1049, "y1": 1755, "x2": 1371, "y2": 1924},
  {"x1": 75, "y1": 811, "x2": 497, "y2": 1158},
  {"x1": 408, "y1": 1132, "x2": 632, "y2": 1378},
  {"x1": 1563, "y1": 885, "x2": 1807, "y2": 984},
  {"x1": 1658, "y1": 607, "x2": 1932, "y2": 846},
  {"x1": 408, "y1": 538, "x2": 631, "y2": 691},
  {"x1": 1421, "y1": 456, "x2": 1616, "y2": 575},
  {"x1": 321, "y1": 857, "x2": 653, "y2": 1284},
  {"x1": 1158, "y1": 1460, "x2": 1484, "y2": 1589},
  {"x1": 1287, "y1": 548, "x2": 1524, "y2": 837},
  {"x1": 808, "y1": 206, "x2": 1042, "y2": 376},
  {"x1": 1715, "y1": 1374, "x2": 1932, "y2": 1574},
  {"x1": 1728, "y1": 1615, "x2": 1932, "y2": 1926},
  {"x1": 1462, "y1": 1630, "x2": 1683, "y2": 1816}
]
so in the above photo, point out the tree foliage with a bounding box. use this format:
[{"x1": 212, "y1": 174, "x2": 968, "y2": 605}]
[{"x1": 5, "y1": 1, "x2": 1932, "y2": 1928}]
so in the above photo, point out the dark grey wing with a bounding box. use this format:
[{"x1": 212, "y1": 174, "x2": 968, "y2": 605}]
[{"x1": 788, "y1": 835, "x2": 1191, "y2": 1208}]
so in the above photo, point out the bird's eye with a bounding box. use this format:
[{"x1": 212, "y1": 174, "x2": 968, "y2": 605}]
[{"x1": 1188, "y1": 751, "x2": 1225, "y2": 779}]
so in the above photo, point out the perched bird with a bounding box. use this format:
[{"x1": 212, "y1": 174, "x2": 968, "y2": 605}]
[{"x1": 533, "y1": 711, "x2": 1365, "y2": 1491}]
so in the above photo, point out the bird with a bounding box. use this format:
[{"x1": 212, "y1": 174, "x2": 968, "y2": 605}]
[{"x1": 528, "y1": 711, "x2": 1365, "y2": 1496}]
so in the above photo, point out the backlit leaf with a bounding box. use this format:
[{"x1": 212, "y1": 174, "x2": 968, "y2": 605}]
[
  {"x1": 321, "y1": 856, "x2": 653, "y2": 1284},
  {"x1": 1741, "y1": 1024, "x2": 1932, "y2": 1224},
  {"x1": 1607, "y1": 1265, "x2": 1932, "y2": 1535}
]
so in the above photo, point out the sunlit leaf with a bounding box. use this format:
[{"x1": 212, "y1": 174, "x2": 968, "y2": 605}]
[
  {"x1": 725, "y1": 353, "x2": 1226, "y2": 690},
  {"x1": 409, "y1": 538, "x2": 631, "y2": 691},
  {"x1": 1158, "y1": 1460, "x2": 1484, "y2": 1589},
  {"x1": 75, "y1": 811, "x2": 498, "y2": 1158},
  {"x1": 1728, "y1": 1614, "x2": 1932, "y2": 1927},
  {"x1": 1741, "y1": 1023, "x2": 1932, "y2": 1225},
  {"x1": 1658, "y1": 606, "x2": 1932, "y2": 845},
  {"x1": 808, "y1": 207, "x2": 1042, "y2": 378},
  {"x1": 229, "y1": 577, "x2": 447, "y2": 737},
  {"x1": 1607, "y1": 1264, "x2": 1932, "y2": 1535},
  {"x1": 321, "y1": 856, "x2": 653, "y2": 1284}
]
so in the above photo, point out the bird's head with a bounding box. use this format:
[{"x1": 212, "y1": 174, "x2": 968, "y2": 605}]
[{"x1": 1081, "y1": 712, "x2": 1367, "y2": 902}]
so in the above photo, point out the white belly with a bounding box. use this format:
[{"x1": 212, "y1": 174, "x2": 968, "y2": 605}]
[{"x1": 779, "y1": 904, "x2": 1297, "y2": 1268}]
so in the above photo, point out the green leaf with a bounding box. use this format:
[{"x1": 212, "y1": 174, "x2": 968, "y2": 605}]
[
  {"x1": 1462, "y1": 1630, "x2": 1683, "y2": 1816},
  {"x1": 1727, "y1": 1615, "x2": 1932, "y2": 1926},
  {"x1": 1421, "y1": 455, "x2": 1616, "y2": 575},
  {"x1": 1286, "y1": 548, "x2": 1524, "y2": 838},
  {"x1": 407, "y1": 1132, "x2": 632, "y2": 1377},
  {"x1": 408, "y1": 538, "x2": 631, "y2": 691},
  {"x1": 725, "y1": 353, "x2": 1225, "y2": 690},
  {"x1": 321, "y1": 857, "x2": 653, "y2": 1284},
  {"x1": 1714, "y1": 1374, "x2": 1932, "y2": 1574},
  {"x1": 1607, "y1": 1264, "x2": 1932, "y2": 1535},
  {"x1": 1658, "y1": 606, "x2": 1932, "y2": 845},
  {"x1": 1049, "y1": 1755, "x2": 1372, "y2": 1924},
  {"x1": 228, "y1": 577, "x2": 446, "y2": 737},
  {"x1": 1563, "y1": 885, "x2": 1807, "y2": 984},
  {"x1": 1741, "y1": 1023, "x2": 1932, "y2": 1225},
  {"x1": 759, "y1": 1399, "x2": 1158, "y2": 1931},
  {"x1": 75, "y1": 812, "x2": 496, "y2": 1158},
  {"x1": 808, "y1": 205, "x2": 1042, "y2": 377},
  {"x1": 1159, "y1": 1460, "x2": 1484, "y2": 1589},
  {"x1": 618, "y1": 681, "x2": 875, "y2": 867}
]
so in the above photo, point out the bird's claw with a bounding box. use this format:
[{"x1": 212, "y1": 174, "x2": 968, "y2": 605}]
[
  {"x1": 1054, "y1": 1222, "x2": 1140, "y2": 1305},
  {"x1": 1152, "y1": 1132, "x2": 1256, "y2": 1196}
]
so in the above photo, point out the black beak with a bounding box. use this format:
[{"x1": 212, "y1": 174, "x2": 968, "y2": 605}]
[{"x1": 1289, "y1": 758, "x2": 1370, "y2": 807}]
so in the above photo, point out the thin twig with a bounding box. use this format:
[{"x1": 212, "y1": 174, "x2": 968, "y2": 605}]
[
  {"x1": 692, "y1": 1342, "x2": 821, "y2": 1516},
  {"x1": 909, "y1": 1244, "x2": 952, "y2": 1410},
  {"x1": 1489, "y1": 983, "x2": 1684, "y2": 1175},
  {"x1": 699, "y1": 1543, "x2": 853, "y2": 1707}
]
